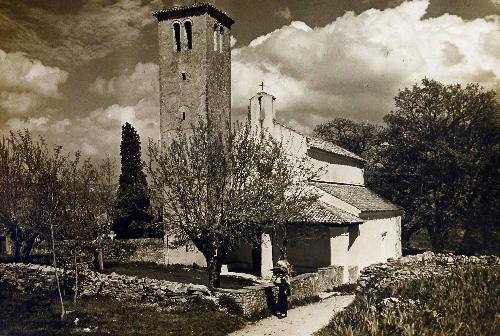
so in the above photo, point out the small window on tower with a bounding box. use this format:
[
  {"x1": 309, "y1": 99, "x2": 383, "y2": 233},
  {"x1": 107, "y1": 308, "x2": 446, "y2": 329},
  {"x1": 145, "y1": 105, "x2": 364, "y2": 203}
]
[
  {"x1": 213, "y1": 24, "x2": 218, "y2": 51},
  {"x1": 184, "y1": 21, "x2": 193, "y2": 50},
  {"x1": 219, "y1": 27, "x2": 224, "y2": 52},
  {"x1": 173, "y1": 23, "x2": 181, "y2": 52},
  {"x1": 179, "y1": 106, "x2": 188, "y2": 121},
  {"x1": 182, "y1": 72, "x2": 187, "y2": 80}
]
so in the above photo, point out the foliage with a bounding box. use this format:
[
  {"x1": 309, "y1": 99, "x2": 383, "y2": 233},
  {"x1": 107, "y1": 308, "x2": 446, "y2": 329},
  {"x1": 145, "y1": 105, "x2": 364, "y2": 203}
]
[
  {"x1": 0, "y1": 282, "x2": 245, "y2": 336},
  {"x1": 0, "y1": 131, "x2": 67, "y2": 261},
  {"x1": 61, "y1": 155, "x2": 117, "y2": 243},
  {"x1": 378, "y1": 79, "x2": 499, "y2": 252},
  {"x1": 147, "y1": 119, "x2": 320, "y2": 288},
  {"x1": 313, "y1": 79, "x2": 499, "y2": 254},
  {"x1": 316, "y1": 263, "x2": 499, "y2": 336},
  {"x1": 313, "y1": 117, "x2": 382, "y2": 157},
  {"x1": 114, "y1": 122, "x2": 153, "y2": 238},
  {"x1": 0, "y1": 130, "x2": 117, "y2": 264}
]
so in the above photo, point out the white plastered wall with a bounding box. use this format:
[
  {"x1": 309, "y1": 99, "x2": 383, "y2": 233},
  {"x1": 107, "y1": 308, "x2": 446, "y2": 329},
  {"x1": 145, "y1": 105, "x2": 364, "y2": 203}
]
[
  {"x1": 164, "y1": 234, "x2": 207, "y2": 267},
  {"x1": 345, "y1": 216, "x2": 402, "y2": 270}
]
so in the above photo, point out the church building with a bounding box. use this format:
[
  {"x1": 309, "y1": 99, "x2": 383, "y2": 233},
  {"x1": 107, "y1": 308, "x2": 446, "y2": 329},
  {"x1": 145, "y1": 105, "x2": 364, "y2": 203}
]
[{"x1": 153, "y1": 3, "x2": 403, "y2": 283}]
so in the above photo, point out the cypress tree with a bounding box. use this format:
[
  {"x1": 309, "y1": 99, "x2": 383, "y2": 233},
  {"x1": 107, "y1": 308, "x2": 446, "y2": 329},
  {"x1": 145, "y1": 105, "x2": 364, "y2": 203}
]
[{"x1": 113, "y1": 122, "x2": 152, "y2": 238}]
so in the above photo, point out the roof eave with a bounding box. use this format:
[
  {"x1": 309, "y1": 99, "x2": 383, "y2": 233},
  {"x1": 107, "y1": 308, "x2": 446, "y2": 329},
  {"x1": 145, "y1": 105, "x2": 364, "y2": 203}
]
[
  {"x1": 359, "y1": 209, "x2": 405, "y2": 220},
  {"x1": 153, "y1": 3, "x2": 234, "y2": 27}
]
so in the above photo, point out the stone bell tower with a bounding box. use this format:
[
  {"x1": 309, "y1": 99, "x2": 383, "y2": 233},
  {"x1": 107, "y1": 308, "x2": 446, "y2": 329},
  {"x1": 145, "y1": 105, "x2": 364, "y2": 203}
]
[{"x1": 153, "y1": 3, "x2": 234, "y2": 144}]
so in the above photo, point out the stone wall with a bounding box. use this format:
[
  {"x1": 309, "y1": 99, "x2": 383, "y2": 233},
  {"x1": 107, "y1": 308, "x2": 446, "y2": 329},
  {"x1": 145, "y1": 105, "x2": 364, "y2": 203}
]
[
  {"x1": 216, "y1": 265, "x2": 344, "y2": 315},
  {"x1": 32, "y1": 238, "x2": 166, "y2": 266},
  {"x1": 357, "y1": 251, "x2": 500, "y2": 294},
  {"x1": 1, "y1": 263, "x2": 344, "y2": 316},
  {"x1": 102, "y1": 239, "x2": 165, "y2": 265},
  {"x1": 0, "y1": 263, "x2": 210, "y2": 304}
]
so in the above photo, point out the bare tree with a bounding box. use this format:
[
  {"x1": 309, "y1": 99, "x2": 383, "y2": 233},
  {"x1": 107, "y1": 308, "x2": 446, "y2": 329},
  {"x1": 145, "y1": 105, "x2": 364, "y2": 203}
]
[
  {"x1": 0, "y1": 130, "x2": 117, "y2": 316},
  {"x1": 147, "y1": 120, "x2": 319, "y2": 289}
]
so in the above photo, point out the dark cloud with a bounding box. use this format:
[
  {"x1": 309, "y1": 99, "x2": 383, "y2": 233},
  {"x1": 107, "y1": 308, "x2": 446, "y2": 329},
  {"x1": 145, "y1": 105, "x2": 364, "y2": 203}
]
[{"x1": 0, "y1": 0, "x2": 161, "y2": 68}]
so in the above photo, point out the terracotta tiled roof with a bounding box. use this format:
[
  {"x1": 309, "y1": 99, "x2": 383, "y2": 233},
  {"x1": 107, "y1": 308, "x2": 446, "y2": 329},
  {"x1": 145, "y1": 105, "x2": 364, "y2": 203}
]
[
  {"x1": 153, "y1": 3, "x2": 234, "y2": 27},
  {"x1": 312, "y1": 182, "x2": 403, "y2": 213},
  {"x1": 302, "y1": 201, "x2": 363, "y2": 225},
  {"x1": 274, "y1": 121, "x2": 364, "y2": 163}
]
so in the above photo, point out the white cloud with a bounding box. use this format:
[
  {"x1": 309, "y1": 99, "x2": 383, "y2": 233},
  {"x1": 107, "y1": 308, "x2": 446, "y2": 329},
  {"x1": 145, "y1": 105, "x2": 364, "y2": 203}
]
[
  {"x1": 6, "y1": 116, "x2": 50, "y2": 132},
  {"x1": 232, "y1": 0, "x2": 500, "y2": 127},
  {"x1": 4, "y1": 60, "x2": 160, "y2": 157},
  {"x1": 89, "y1": 62, "x2": 159, "y2": 106},
  {"x1": 0, "y1": 49, "x2": 68, "y2": 98},
  {"x1": 0, "y1": 49, "x2": 68, "y2": 120}
]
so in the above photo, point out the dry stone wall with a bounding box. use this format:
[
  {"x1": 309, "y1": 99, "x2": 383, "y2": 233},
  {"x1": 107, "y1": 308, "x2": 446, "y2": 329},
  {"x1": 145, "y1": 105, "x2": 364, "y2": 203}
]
[
  {"x1": 357, "y1": 251, "x2": 500, "y2": 294},
  {"x1": 0, "y1": 263, "x2": 210, "y2": 304},
  {"x1": 1, "y1": 263, "x2": 344, "y2": 316},
  {"x1": 216, "y1": 265, "x2": 344, "y2": 316},
  {"x1": 32, "y1": 238, "x2": 165, "y2": 266}
]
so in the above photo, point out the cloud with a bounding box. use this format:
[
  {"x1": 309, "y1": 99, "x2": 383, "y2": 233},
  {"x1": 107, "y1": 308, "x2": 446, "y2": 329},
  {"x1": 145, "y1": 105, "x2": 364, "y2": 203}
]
[
  {"x1": 4, "y1": 62, "x2": 161, "y2": 157},
  {"x1": 89, "y1": 62, "x2": 159, "y2": 106},
  {"x1": 232, "y1": 0, "x2": 500, "y2": 128},
  {"x1": 275, "y1": 7, "x2": 292, "y2": 20},
  {"x1": 0, "y1": 49, "x2": 68, "y2": 120},
  {"x1": 71, "y1": 96, "x2": 160, "y2": 156},
  {"x1": 0, "y1": 0, "x2": 161, "y2": 67},
  {"x1": 6, "y1": 116, "x2": 50, "y2": 132}
]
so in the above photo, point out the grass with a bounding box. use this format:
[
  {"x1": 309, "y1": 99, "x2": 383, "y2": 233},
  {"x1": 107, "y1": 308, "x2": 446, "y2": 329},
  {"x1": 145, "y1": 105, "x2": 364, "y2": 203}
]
[
  {"x1": 315, "y1": 264, "x2": 499, "y2": 336},
  {"x1": 102, "y1": 262, "x2": 255, "y2": 289},
  {"x1": 0, "y1": 282, "x2": 245, "y2": 336}
]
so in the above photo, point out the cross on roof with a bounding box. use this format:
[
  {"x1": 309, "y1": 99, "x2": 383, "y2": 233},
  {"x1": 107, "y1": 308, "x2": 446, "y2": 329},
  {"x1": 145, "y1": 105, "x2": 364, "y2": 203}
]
[{"x1": 259, "y1": 82, "x2": 264, "y2": 91}]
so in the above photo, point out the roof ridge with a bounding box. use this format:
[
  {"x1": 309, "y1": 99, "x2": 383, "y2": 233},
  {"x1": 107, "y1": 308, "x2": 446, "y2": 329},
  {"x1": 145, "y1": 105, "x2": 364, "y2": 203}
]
[
  {"x1": 274, "y1": 120, "x2": 364, "y2": 162},
  {"x1": 311, "y1": 180, "x2": 364, "y2": 187}
]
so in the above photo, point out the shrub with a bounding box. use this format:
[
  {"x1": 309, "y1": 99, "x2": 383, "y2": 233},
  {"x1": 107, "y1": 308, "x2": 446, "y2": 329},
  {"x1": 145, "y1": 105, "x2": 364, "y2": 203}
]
[{"x1": 316, "y1": 257, "x2": 499, "y2": 336}]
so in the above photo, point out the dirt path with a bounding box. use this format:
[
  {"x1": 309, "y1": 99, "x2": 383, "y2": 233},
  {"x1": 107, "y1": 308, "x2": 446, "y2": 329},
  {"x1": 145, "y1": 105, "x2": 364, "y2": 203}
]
[{"x1": 228, "y1": 294, "x2": 354, "y2": 336}]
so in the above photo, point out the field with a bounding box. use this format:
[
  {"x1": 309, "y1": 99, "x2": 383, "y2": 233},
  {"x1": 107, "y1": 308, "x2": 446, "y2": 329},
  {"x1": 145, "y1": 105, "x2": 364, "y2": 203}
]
[
  {"x1": 0, "y1": 282, "x2": 245, "y2": 336},
  {"x1": 315, "y1": 260, "x2": 499, "y2": 336}
]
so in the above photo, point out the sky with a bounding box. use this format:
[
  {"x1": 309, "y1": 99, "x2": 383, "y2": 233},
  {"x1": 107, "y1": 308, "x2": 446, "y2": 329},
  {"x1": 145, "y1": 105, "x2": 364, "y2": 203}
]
[{"x1": 0, "y1": 0, "x2": 499, "y2": 157}]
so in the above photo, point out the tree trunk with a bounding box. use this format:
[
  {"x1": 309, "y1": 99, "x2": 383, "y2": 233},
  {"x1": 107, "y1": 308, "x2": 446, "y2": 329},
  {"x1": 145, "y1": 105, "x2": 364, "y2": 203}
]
[
  {"x1": 22, "y1": 237, "x2": 36, "y2": 262},
  {"x1": 13, "y1": 240, "x2": 21, "y2": 262},
  {"x1": 427, "y1": 225, "x2": 448, "y2": 253},
  {"x1": 94, "y1": 248, "x2": 104, "y2": 271},
  {"x1": 73, "y1": 249, "x2": 79, "y2": 303},
  {"x1": 206, "y1": 257, "x2": 223, "y2": 289},
  {"x1": 401, "y1": 223, "x2": 422, "y2": 247},
  {"x1": 12, "y1": 228, "x2": 21, "y2": 261},
  {"x1": 50, "y1": 220, "x2": 65, "y2": 321}
]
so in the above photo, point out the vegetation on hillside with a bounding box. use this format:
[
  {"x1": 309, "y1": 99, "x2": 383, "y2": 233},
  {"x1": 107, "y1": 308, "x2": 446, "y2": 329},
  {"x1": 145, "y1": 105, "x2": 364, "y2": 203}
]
[
  {"x1": 314, "y1": 79, "x2": 500, "y2": 254},
  {"x1": 316, "y1": 257, "x2": 499, "y2": 336}
]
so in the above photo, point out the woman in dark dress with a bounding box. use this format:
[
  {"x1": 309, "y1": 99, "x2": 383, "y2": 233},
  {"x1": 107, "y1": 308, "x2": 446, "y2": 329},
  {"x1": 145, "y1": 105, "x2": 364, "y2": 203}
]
[
  {"x1": 276, "y1": 274, "x2": 291, "y2": 318},
  {"x1": 273, "y1": 259, "x2": 291, "y2": 318}
]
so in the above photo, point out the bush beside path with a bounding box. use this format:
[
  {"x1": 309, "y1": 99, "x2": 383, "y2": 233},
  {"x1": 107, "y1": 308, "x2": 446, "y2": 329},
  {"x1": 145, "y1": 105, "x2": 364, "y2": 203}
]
[{"x1": 315, "y1": 252, "x2": 500, "y2": 336}]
